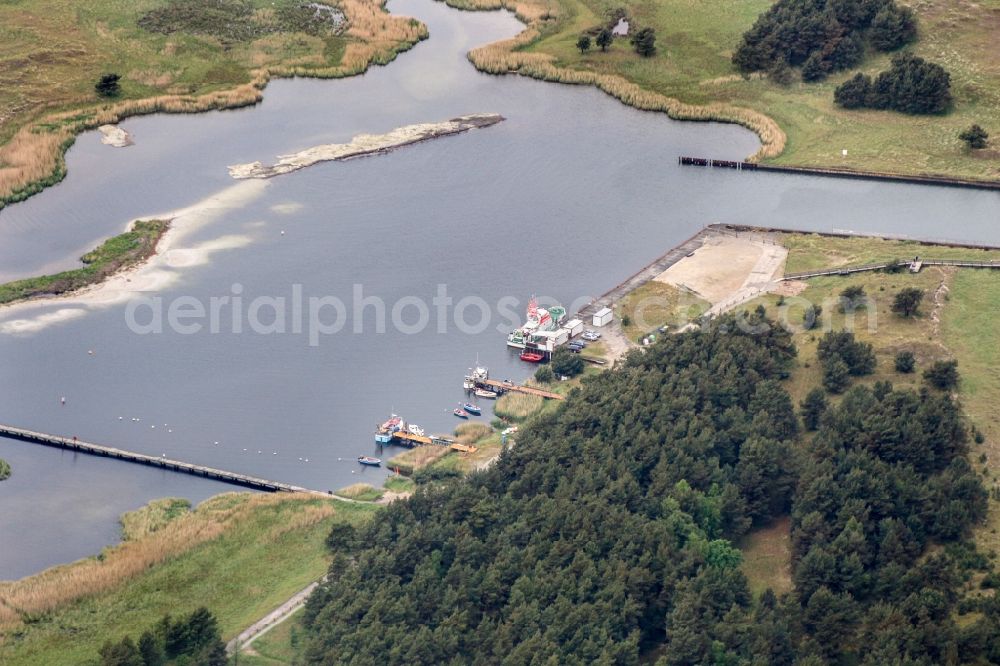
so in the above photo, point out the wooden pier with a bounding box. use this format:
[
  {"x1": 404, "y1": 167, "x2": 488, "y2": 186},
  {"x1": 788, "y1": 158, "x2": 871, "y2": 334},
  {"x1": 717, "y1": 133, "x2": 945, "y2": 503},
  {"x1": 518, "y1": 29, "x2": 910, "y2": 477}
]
[
  {"x1": 479, "y1": 379, "x2": 565, "y2": 401},
  {"x1": 0, "y1": 423, "x2": 318, "y2": 494}
]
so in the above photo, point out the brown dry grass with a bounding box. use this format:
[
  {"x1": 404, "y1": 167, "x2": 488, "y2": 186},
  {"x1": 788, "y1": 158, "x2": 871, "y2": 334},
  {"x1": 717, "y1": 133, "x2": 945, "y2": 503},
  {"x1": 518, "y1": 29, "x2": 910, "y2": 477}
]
[
  {"x1": 0, "y1": 492, "x2": 323, "y2": 631},
  {"x1": 387, "y1": 445, "x2": 451, "y2": 474},
  {"x1": 0, "y1": 0, "x2": 426, "y2": 207}
]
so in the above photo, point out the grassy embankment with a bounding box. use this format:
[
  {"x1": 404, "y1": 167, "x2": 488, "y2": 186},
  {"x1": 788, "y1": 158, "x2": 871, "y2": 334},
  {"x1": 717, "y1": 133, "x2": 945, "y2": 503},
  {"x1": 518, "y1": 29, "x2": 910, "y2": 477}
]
[
  {"x1": 0, "y1": 459, "x2": 10, "y2": 481},
  {"x1": 0, "y1": 492, "x2": 377, "y2": 665},
  {"x1": 0, "y1": 0, "x2": 427, "y2": 207},
  {"x1": 238, "y1": 608, "x2": 307, "y2": 666},
  {"x1": 737, "y1": 232, "x2": 1000, "y2": 593},
  {"x1": 450, "y1": 0, "x2": 1000, "y2": 181},
  {"x1": 0, "y1": 219, "x2": 168, "y2": 306}
]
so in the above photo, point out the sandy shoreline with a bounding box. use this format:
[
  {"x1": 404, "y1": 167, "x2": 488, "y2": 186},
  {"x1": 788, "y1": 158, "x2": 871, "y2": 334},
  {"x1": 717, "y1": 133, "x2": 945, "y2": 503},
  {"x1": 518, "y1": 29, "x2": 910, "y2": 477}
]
[{"x1": 0, "y1": 180, "x2": 268, "y2": 334}]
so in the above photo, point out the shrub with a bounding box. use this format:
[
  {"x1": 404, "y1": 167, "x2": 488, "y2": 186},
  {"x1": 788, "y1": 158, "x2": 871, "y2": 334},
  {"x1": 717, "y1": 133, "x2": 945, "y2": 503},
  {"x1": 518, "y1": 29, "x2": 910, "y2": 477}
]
[
  {"x1": 959, "y1": 124, "x2": 989, "y2": 150},
  {"x1": 631, "y1": 27, "x2": 656, "y2": 57},
  {"x1": 535, "y1": 365, "x2": 555, "y2": 384},
  {"x1": 596, "y1": 27, "x2": 613, "y2": 51},
  {"x1": 576, "y1": 34, "x2": 591, "y2": 53},
  {"x1": 551, "y1": 348, "x2": 584, "y2": 378},
  {"x1": 95, "y1": 73, "x2": 121, "y2": 98},
  {"x1": 894, "y1": 350, "x2": 915, "y2": 373},
  {"x1": 924, "y1": 360, "x2": 959, "y2": 391},
  {"x1": 892, "y1": 288, "x2": 924, "y2": 317}
]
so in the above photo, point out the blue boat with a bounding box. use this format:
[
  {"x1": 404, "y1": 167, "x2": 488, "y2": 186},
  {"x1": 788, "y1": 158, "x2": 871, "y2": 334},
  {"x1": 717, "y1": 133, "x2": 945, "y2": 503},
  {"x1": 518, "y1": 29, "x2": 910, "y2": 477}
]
[
  {"x1": 463, "y1": 403, "x2": 482, "y2": 415},
  {"x1": 375, "y1": 432, "x2": 392, "y2": 444},
  {"x1": 358, "y1": 456, "x2": 382, "y2": 466}
]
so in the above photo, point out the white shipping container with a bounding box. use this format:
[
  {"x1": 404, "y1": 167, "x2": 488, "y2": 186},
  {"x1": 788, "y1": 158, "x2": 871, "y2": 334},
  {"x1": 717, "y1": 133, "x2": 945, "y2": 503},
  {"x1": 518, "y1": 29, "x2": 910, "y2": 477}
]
[
  {"x1": 593, "y1": 307, "x2": 613, "y2": 327},
  {"x1": 564, "y1": 318, "x2": 584, "y2": 337}
]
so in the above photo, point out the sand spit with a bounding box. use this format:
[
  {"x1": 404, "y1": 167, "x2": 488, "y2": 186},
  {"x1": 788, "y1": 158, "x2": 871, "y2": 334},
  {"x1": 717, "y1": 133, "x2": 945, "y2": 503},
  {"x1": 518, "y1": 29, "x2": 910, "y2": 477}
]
[
  {"x1": 228, "y1": 113, "x2": 504, "y2": 179},
  {"x1": 98, "y1": 125, "x2": 134, "y2": 148},
  {"x1": 0, "y1": 179, "x2": 268, "y2": 334}
]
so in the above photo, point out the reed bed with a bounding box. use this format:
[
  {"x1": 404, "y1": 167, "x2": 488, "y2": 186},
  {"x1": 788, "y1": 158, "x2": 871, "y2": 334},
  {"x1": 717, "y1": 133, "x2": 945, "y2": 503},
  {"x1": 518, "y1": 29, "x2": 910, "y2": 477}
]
[
  {"x1": 334, "y1": 483, "x2": 386, "y2": 502},
  {"x1": 387, "y1": 445, "x2": 451, "y2": 474},
  {"x1": 0, "y1": 492, "x2": 319, "y2": 632},
  {"x1": 119, "y1": 498, "x2": 192, "y2": 541},
  {"x1": 493, "y1": 391, "x2": 544, "y2": 421},
  {"x1": 455, "y1": 421, "x2": 493, "y2": 443},
  {"x1": 456, "y1": 0, "x2": 785, "y2": 160},
  {"x1": 0, "y1": 0, "x2": 427, "y2": 208}
]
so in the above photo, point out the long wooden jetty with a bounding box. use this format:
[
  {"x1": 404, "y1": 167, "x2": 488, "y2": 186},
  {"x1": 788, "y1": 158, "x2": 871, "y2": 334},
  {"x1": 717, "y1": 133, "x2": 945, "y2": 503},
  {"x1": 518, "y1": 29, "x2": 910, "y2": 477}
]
[
  {"x1": 479, "y1": 379, "x2": 565, "y2": 401},
  {"x1": 678, "y1": 156, "x2": 1000, "y2": 192},
  {"x1": 0, "y1": 423, "x2": 318, "y2": 494}
]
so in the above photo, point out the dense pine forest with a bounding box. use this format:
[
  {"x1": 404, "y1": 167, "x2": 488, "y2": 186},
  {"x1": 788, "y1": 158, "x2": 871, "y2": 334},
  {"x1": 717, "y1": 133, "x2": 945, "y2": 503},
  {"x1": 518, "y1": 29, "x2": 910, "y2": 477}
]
[{"x1": 300, "y1": 312, "x2": 999, "y2": 664}]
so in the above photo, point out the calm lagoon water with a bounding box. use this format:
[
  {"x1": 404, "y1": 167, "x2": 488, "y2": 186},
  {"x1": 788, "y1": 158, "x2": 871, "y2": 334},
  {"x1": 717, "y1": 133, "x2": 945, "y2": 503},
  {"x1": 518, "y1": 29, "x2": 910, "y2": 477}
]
[{"x1": 1, "y1": 0, "x2": 998, "y2": 578}]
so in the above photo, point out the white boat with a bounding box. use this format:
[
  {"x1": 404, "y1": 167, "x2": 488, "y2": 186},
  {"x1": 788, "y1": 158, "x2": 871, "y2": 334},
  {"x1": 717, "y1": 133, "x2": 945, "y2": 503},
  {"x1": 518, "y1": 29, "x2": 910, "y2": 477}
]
[
  {"x1": 506, "y1": 296, "x2": 567, "y2": 348},
  {"x1": 474, "y1": 389, "x2": 498, "y2": 399},
  {"x1": 408, "y1": 424, "x2": 425, "y2": 436}
]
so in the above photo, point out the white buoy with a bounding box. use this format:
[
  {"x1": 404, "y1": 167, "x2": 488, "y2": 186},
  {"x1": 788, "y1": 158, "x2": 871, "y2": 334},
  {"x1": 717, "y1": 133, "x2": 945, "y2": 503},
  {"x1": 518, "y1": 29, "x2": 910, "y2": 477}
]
[
  {"x1": 272, "y1": 451, "x2": 277, "y2": 455},
  {"x1": 214, "y1": 441, "x2": 219, "y2": 445},
  {"x1": 280, "y1": 230, "x2": 285, "y2": 236},
  {"x1": 257, "y1": 450, "x2": 262, "y2": 454},
  {"x1": 88, "y1": 350, "x2": 93, "y2": 355},
  {"x1": 243, "y1": 448, "x2": 248, "y2": 451},
  {"x1": 151, "y1": 425, "x2": 155, "y2": 429},
  {"x1": 118, "y1": 416, "x2": 123, "y2": 420},
  {"x1": 168, "y1": 429, "x2": 173, "y2": 433},
  {"x1": 304, "y1": 458, "x2": 309, "y2": 462},
  {"x1": 60, "y1": 396, "x2": 66, "y2": 404}
]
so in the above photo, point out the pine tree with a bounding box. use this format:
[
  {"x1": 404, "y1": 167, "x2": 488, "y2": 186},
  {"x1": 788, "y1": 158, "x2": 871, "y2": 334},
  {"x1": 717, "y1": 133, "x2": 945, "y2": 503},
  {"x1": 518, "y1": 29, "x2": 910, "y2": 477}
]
[
  {"x1": 801, "y1": 388, "x2": 828, "y2": 430},
  {"x1": 631, "y1": 27, "x2": 656, "y2": 57}
]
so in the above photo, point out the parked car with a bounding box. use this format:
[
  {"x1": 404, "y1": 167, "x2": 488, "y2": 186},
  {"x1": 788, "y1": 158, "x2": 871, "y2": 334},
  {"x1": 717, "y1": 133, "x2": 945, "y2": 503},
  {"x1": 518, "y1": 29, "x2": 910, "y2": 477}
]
[{"x1": 582, "y1": 330, "x2": 601, "y2": 341}]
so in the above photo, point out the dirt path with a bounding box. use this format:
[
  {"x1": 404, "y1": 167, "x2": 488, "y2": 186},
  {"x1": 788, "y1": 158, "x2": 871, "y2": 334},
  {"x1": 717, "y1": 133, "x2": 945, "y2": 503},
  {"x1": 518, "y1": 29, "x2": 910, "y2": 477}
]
[{"x1": 227, "y1": 579, "x2": 321, "y2": 655}]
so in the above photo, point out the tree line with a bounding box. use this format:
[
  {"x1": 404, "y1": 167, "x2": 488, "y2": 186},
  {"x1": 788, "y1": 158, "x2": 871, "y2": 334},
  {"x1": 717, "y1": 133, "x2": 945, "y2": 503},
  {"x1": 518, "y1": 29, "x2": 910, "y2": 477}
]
[
  {"x1": 296, "y1": 310, "x2": 998, "y2": 663},
  {"x1": 96, "y1": 607, "x2": 226, "y2": 666},
  {"x1": 834, "y1": 53, "x2": 952, "y2": 114},
  {"x1": 733, "y1": 0, "x2": 917, "y2": 81}
]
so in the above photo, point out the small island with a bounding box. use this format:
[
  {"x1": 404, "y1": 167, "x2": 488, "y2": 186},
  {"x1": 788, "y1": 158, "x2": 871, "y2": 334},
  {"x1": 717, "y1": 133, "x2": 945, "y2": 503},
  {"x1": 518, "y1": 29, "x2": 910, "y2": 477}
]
[{"x1": 227, "y1": 113, "x2": 504, "y2": 179}]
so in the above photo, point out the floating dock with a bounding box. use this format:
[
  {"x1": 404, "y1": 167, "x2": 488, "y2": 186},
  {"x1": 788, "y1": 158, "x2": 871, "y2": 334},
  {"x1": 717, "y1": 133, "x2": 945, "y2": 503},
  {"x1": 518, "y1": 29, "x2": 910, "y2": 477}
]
[{"x1": 0, "y1": 423, "x2": 319, "y2": 494}]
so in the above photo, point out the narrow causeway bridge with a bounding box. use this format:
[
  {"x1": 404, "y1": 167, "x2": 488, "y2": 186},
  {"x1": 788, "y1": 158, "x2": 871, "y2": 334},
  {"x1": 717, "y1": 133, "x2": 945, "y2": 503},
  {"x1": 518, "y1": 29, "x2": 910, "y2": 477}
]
[{"x1": 0, "y1": 423, "x2": 321, "y2": 494}]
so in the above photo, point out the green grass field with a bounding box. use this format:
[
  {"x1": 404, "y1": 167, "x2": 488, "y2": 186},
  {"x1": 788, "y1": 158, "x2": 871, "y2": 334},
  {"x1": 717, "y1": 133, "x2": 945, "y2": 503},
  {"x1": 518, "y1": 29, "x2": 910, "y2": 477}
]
[
  {"x1": 237, "y1": 608, "x2": 306, "y2": 665},
  {"x1": 525, "y1": 0, "x2": 1000, "y2": 180},
  {"x1": 0, "y1": 493, "x2": 376, "y2": 666}
]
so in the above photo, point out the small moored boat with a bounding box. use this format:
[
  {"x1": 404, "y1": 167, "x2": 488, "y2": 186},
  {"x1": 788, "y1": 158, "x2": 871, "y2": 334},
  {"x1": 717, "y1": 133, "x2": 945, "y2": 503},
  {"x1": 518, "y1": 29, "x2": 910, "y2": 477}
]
[
  {"x1": 358, "y1": 456, "x2": 382, "y2": 466},
  {"x1": 463, "y1": 403, "x2": 482, "y2": 415},
  {"x1": 474, "y1": 388, "x2": 498, "y2": 399},
  {"x1": 453, "y1": 408, "x2": 469, "y2": 419},
  {"x1": 519, "y1": 351, "x2": 545, "y2": 363}
]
